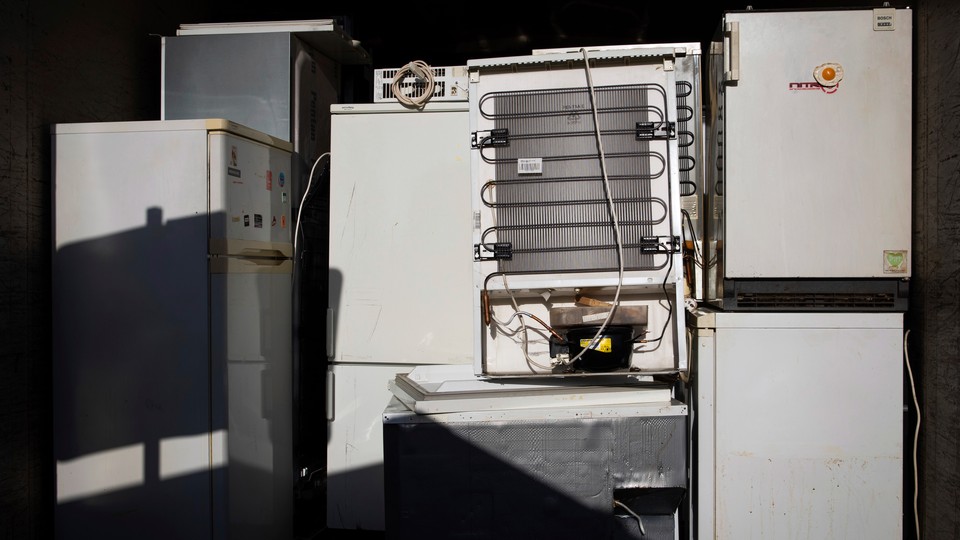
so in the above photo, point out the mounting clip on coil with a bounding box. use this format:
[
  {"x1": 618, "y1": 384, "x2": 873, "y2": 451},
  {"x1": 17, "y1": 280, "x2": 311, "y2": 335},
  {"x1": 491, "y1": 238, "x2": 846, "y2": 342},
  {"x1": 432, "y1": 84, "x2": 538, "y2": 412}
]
[
  {"x1": 635, "y1": 121, "x2": 676, "y2": 140},
  {"x1": 640, "y1": 236, "x2": 682, "y2": 254},
  {"x1": 474, "y1": 242, "x2": 513, "y2": 261},
  {"x1": 471, "y1": 129, "x2": 510, "y2": 148}
]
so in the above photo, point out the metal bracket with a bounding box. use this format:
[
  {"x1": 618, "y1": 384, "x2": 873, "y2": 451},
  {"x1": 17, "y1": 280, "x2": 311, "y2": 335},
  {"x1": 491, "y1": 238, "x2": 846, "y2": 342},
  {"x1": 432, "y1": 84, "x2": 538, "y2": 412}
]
[
  {"x1": 474, "y1": 242, "x2": 513, "y2": 261},
  {"x1": 471, "y1": 128, "x2": 509, "y2": 149},
  {"x1": 636, "y1": 121, "x2": 676, "y2": 140},
  {"x1": 640, "y1": 236, "x2": 682, "y2": 254}
]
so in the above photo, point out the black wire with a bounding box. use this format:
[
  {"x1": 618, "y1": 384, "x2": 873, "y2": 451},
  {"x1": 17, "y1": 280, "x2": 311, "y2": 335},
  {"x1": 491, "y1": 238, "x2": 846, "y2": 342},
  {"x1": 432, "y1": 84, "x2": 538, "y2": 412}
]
[{"x1": 629, "y1": 251, "x2": 674, "y2": 352}]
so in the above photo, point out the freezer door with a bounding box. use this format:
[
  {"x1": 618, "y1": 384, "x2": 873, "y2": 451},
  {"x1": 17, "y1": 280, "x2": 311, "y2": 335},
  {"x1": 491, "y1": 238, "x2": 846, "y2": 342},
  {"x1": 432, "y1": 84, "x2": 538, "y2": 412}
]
[{"x1": 209, "y1": 131, "x2": 293, "y2": 249}]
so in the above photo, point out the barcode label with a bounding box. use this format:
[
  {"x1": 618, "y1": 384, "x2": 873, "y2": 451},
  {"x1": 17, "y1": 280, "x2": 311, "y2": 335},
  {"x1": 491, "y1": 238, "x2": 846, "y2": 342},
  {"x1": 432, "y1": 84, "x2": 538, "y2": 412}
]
[{"x1": 517, "y1": 158, "x2": 543, "y2": 175}]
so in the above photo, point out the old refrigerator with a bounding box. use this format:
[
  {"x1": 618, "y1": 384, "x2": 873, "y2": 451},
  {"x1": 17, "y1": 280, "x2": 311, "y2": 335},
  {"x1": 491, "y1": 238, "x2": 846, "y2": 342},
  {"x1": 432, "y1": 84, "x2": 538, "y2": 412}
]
[
  {"x1": 53, "y1": 119, "x2": 294, "y2": 539},
  {"x1": 161, "y1": 19, "x2": 371, "y2": 498},
  {"x1": 326, "y1": 102, "x2": 474, "y2": 530},
  {"x1": 704, "y1": 8, "x2": 912, "y2": 310},
  {"x1": 689, "y1": 309, "x2": 904, "y2": 539},
  {"x1": 467, "y1": 48, "x2": 687, "y2": 377}
]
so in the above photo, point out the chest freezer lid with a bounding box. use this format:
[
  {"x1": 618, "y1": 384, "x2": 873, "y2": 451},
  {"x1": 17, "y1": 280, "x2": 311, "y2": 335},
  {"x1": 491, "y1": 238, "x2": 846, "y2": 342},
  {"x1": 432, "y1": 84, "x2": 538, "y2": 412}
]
[
  {"x1": 176, "y1": 19, "x2": 371, "y2": 64},
  {"x1": 388, "y1": 364, "x2": 677, "y2": 416}
]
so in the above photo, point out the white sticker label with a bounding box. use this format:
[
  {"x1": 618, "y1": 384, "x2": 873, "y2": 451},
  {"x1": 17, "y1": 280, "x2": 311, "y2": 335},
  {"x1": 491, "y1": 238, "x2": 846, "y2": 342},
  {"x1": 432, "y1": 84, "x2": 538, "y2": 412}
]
[
  {"x1": 681, "y1": 197, "x2": 699, "y2": 220},
  {"x1": 874, "y1": 8, "x2": 896, "y2": 31},
  {"x1": 517, "y1": 158, "x2": 543, "y2": 175},
  {"x1": 883, "y1": 250, "x2": 908, "y2": 274},
  {"x1": 582, "y1": 312, "x2": 608, "y2": 323}
]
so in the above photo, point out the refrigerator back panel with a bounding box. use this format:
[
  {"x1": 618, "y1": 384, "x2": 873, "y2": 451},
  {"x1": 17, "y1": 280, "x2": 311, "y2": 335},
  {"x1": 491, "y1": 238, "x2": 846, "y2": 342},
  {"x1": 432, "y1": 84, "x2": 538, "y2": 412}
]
[
  {"x1": 469, "y1": 50, "x2": 686, "y2": 377},
  {"x1": 532, "y1": 44, "x2": 706, "y2": 301},
  {"x1": 709, "y1": 9, "x2": 912, "y2": 283}
]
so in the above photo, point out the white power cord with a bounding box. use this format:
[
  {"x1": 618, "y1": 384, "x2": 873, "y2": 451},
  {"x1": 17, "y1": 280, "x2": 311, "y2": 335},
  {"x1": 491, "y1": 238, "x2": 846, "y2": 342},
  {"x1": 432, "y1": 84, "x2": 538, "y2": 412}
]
[
  {"x1": 391, "y1": 60, "x2": 435, "y2": 110},
  {"x1": 563, "y1": 47, "x2": 626, "y2": 366},
  {"x1": 294, "y1": 152, "x2": 330, "y2": 256},
  {"x1": 904, "y1": 329, "x2": 920, "y2": 540},
  {"x1": 614, "y1": 500, "x2": 646, "y2": 535}
]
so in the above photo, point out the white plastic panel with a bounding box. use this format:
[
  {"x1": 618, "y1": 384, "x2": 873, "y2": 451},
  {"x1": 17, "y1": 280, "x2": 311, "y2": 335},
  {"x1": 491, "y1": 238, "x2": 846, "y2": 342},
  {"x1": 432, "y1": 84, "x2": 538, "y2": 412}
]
[
  {"x1": 327, "y1": 104, "x2": 474, "y2": 366},
  {"x1": 721, "y1": 9, "x2": 912, "y2": 278}
]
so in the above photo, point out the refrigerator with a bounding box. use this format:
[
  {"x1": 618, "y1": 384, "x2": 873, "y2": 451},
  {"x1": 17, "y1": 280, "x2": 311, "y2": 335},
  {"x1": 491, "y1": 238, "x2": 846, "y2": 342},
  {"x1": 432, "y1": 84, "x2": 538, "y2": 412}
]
[
  {"x1": 52, "y1": 119, "x2": 294, "y2": 539},
  {"x1": 688, "y1": 309, "x2": 904, "y2": 539},
  {"x1": 704, "y1": 8, "x2": 912, "y2": 310},
  {"x1": 326, "y1": 102, "x2": 474, "y2": 531},
  {"x1": 161, "y1": 23, "x2": 371, "y2": 494},
  {"x1": 466, "y1": 48, "x2": 687, "y2": 377}
]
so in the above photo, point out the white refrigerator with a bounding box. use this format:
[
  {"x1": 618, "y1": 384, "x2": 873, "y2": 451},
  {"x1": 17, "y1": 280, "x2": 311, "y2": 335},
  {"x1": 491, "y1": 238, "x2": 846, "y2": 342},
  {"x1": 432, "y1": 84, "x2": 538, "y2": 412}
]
[
  {"x1": 326, "y1": 102, "x2": 474, "y2": 531},
  {"x1": 52, "y1": 119, "x2": 294, "y2": 539},
  {"x1": 704, "y1": 8, "x2": 912, "y2": 309},
  {"x1": 689, "y1": 309, "x2": 904, "y2": 539}
]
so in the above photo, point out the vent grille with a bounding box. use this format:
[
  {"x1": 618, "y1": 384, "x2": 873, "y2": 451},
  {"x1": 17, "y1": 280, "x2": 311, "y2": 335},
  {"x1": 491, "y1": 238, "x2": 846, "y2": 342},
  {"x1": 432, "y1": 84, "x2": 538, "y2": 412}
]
[
  {"x1": 735, "y1": 293, "x2": 897, "y2": 309},
  {"x1": 373, "y1": 66, "x2": 468, "y2": 102}
]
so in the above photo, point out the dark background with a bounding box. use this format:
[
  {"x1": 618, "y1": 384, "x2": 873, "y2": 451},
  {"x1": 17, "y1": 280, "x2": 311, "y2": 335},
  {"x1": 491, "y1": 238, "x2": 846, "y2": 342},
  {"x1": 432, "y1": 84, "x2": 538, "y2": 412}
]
[{"x1": 2, "y1": 0, "x2": 957, "y2": 538}]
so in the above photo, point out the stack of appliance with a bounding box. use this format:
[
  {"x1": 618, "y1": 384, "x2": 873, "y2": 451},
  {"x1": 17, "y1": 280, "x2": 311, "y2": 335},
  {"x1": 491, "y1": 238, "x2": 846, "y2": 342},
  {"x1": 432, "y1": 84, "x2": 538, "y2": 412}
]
[
  {"x1": 692, "y1": 7, "x2": 911, "y2": 539},
  {"x1": 375, "y1": 46, "x2": 695, "y2": 540},
  {"x1": 160, "y1": 18, "x2": 370, "y2": 533},
  {"x1": 52, "y1": 19, "x2": 368, "y2": 540}
]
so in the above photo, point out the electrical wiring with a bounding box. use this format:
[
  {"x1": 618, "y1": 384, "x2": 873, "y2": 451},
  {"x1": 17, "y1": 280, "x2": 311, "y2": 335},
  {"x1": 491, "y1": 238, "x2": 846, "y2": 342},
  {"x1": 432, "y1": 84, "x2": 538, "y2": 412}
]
[
  {"x1": 498, "y1": 275, "x2": 556, "y2": 372},
  {"x1": 560, "y1": 47, "x2": 626, "y2": 367},
  {"x1": 681, "y1": 208, "x2": 703, "y2": 269},
  {"x1": 614, "y1": 500, "x2": 646, "y2": 535},
  {"x1": 491, "y1": 309, "x2": 564, "y2": 342},
  {"x1": 631, "y1": 250, "x2": 674, "y2": 354},
  {"x1": 904, "y1": 329, "x2": 920, "y2": 540},
  {"x1": 294, "y1": 152, "x2": 330, "y2": 257},
  {"x1": 391, "y1": 60, "x2": 435, "y2": 110}
]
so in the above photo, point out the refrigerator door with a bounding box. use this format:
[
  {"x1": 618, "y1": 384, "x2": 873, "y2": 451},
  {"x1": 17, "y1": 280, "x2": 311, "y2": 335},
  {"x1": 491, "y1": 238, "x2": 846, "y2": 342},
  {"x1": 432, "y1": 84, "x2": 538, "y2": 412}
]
[
  {"x1": 210, "y1": 267, "x2": 293, "y2": 540},
  {"x1": 327, "y1": 103, "x2": 474, "y2": 366}
]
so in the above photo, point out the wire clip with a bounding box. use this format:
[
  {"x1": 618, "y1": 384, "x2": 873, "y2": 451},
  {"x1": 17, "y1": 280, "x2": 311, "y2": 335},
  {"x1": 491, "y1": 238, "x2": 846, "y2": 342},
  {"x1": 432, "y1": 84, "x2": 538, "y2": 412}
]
[
  {"x1": 635, "y1": 121, "x2": 676, "y2": 140},
  {"x1": 471, "y1": 129, "x2": 510, "y2": 148},
  {"x1": 474, "y1": 242, "x2": 513, "y2": 261},
  {"x1": 640, "y1": 236, "x2": 682, "y2": 254}
]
